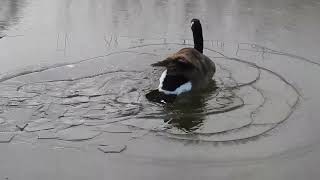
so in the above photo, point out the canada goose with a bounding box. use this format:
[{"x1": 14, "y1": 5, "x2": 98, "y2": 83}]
[{"x1": 152, "y1": 19, "x2": 216, "y2": 95}]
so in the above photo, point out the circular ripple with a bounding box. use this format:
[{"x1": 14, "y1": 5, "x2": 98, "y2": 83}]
[{"x1": 0, "y1": 44, "x2": 299, "y2": 144}]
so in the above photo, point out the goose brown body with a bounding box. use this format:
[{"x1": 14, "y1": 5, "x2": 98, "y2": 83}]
[{"x1": 152, "y1": 19, "x2": 216, "y2": 94}]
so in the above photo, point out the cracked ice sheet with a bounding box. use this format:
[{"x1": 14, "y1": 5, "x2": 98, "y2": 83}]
[
  {"x1": 1, "y1": 108, "x2": 35, "y2": 122},
  {"x1": 25, "y1": 118, "x2": 55, "y2": 132},
  {"x1": 0, "y1": 43, "x2": 300, "y2": 144},
  {"x1": 123, "y1": 85, "x2": 263, "y2": 135},
  {"x1": 60, "y1": 96, "x2": 90, "y2": 105},
  {"x1": 0, "y1": 89, "x2": 37, "y2": 99},
  {"x1": 37, "y1": 130, "x2": 58, "y2": 139},
  {"x1": 166, "y1": 86, "x2": 264, "y2": 135},
  {"x1": 0, "y1": 133, "x2": 15, "y2": 143},
  {"x1": 11, "y1": 132, "x2": 38, "y2": 144},
  {"x1": 98, "y1": 144, "x2": 127, "y2": 153},
  {"x1": 120, "y1": 118, "x2": 168, "y2": 132},
  {"x1": 163, "y1": 124, "x2": 276, "y2": 142},
  {"x1": 95, "y1": 124, "x2": 132, "y2": 133},
  {"x1": 91, "y1": 132, "x2": 133, "y2": 147},
  {"x1": 252, "y1": 71, "x2": 299, "y2": 124},
  {"x1": 0, "y1": 123, "x2": 18, "y2": 132},
  {"x1": 0, "y1": 117, "x2": 4, "y2": 124},
  {"x1": 57, "y1": 117, "x2": 85, "y2": 126},
  {"x1": 213, "y1": 57, "x2": 260, "y2": 87},
  {"x1": 44, "y1": 103, "x2": 68, "y2": 119},
  {"x1": 56, "y1": 126, "x2": 101, "y2": 141},
  {"x1": 9, "y1": 52, "x2": 154, "y2": 84}
]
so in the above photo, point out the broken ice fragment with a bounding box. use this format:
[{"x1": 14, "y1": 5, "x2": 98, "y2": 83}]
[
  {"x1": 46, "y1": 103, "x2": 67, "y2": 119},
  {"x1": 57, "y1": 127, "x2": 101, "y2": 141},
  {"x1": 82, "y1": 113, "x2": 106, "y2": 120},
  {"x1": 1, "y1": 108, "x2": 34, "y2": 122},
  {"x1": 59, "y1": 117, "x2": 85, "y2": 126},
  {"x1": 25, "y1": 118, "x2": 55, "y2": 132},
  {"x1": 54, "y1": 118, "x2": 84, "y2": 131},
  {"x1": 0, "y1": 123, "x2": 19, "y2": 132},
  {"x1": 61, "y1": 96, "x2": 89, "y2": 105},
  {"x1": 97, "y1": 124, "x2": 132, "y2": 133},
  {"x1": 131, "y1": 130, "x2": 149, "y2": 139},
  {"x1": 0, "y1": 117, "x2": 5, "y2": 124},
  {"x1": 37, "y1": 131, "x2": 58, "y2": 139},
  {"x1": 98, "y1": 144, "x2": 127, "y2": 153},
  {"x1": 0, "y1": 133, "x2": 15, "y2": 143}
]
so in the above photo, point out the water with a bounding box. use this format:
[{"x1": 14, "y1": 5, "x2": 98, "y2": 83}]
[{"x1": 1, "y1": 0, "x2": 320, "y2": 180}]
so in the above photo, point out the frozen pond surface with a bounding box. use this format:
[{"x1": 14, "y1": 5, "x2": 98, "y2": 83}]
[
  {"x1": 1, "y1": 0, "x2": 320, "y2": 180},
  {"x1": 0, "y1": 43, "x2": 300, "y2": 142}
]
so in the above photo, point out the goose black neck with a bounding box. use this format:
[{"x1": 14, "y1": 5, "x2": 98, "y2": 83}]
[{"x1": 191, "y1": 20, "x2": 203, "y2": 53}]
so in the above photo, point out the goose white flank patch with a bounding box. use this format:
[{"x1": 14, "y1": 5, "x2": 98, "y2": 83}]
[{"x1": 158, "y1": 70, "x2": 192, "y2": 95}]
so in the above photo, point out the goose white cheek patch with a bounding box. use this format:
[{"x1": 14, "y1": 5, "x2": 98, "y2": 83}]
[{"x1": 158, "y1": 70, "x2": 192, "y2": 95}]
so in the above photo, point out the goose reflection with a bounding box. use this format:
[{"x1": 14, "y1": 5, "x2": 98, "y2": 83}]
[{"x1": 146, "y1": 80, "x2": 217, "y2": 132}]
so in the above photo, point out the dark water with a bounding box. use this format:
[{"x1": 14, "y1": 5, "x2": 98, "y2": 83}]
[{"x1": 1, "y1": 0, "x2": 320, "y2": 180}]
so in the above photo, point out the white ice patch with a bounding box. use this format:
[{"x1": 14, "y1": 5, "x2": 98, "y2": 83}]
[
  {"x1": 158, "y1": 70, "x2": 192, "y2": 95},
  {"x1": 66, "y1": 64, "x2": 75, "y2": 68}
]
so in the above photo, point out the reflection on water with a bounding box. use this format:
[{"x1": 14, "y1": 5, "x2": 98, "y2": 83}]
[
  {"x1": 1, "y1": 0, "x2": 319, "y2": 39},
  {"x1": 146, "y1": 80, "x2": 218, "y2": 132},
  {"x1": 0, "y1": 0, "x2": 26, "y2": 35},
  {"x1": 1, "y1": 0, "x2": 319, "y2": 73},
  {"x1": 163, "y1": 80, "x2": 218, "y2": 132}
]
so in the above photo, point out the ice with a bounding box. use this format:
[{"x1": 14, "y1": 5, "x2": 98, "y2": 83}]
[
  {"x1": 98, "y1": 144, "x2": 127, "y2": 153},
  {"x1": 57, "y1": 127, "x2": 101, "y2": 141}
]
